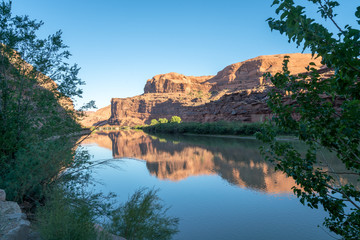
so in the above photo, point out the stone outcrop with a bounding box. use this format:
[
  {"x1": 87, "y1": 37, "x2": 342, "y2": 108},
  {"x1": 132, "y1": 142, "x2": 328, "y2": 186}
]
[
  {"x1": 143, "y1": 53, "x2": 323, "y2": 93},
  {"x1": 81, "y1": 53, "x2": 327, "y2": 126},
  {"x1": 206, "y1": 53, "x2": 322, "y2": 90},
  {"x1": 0, "y1": 189, "x2": 5, "y2": 201},
  {"x1": 80, "y1": 105, "x2": 112, "y2": 127},
  {"x1": 144, "y1": 72, "x2": 213, "y2": 94},
  {"x1": 108, "y1": 88, "x2": 272, "y2": 125},
  {"x1": 0, "y1": 190, "x2": 31, "y2": 240}
]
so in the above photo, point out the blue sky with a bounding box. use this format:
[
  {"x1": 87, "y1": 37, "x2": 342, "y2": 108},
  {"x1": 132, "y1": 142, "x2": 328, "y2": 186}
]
[{"x1": 11, "y1": 0, "x2": 359, "y2": 109}]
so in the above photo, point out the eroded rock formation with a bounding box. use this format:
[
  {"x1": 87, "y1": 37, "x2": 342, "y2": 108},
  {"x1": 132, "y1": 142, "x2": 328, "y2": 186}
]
[
  {"x1": 144, "y1": 72, "x2": 213, "y2": 94},
  {"x1": 81, "y1": 53, "x2": 326, "y2": 126}
]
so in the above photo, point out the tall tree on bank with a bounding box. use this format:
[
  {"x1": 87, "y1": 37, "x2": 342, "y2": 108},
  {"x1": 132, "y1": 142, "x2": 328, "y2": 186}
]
[
  {"x1": 257, "y1": 1, "x2": 360, "y2": 239},
  {"x1": 0, "y1": 0, "x2": 88, "y2": 202}
]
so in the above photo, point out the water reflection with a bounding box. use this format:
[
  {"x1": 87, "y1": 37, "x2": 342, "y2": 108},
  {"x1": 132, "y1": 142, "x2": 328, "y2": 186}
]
[
  {"x1": 84, "y1": 131, "x2": 299, "y2": 194},
  {"x1": 84, "y1": 130, "x2": 359, "y2": 195}
]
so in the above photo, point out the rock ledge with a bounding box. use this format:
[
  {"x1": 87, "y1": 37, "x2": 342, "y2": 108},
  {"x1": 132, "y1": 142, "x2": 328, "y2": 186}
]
[{"x1": 0, "y1": 189, "x2": 31, "y2": 240}]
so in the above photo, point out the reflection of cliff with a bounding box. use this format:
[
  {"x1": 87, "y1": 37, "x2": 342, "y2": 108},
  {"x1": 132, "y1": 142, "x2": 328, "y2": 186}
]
[
  {"x1": 83, "y1": 131, "x2": 298, "y2": 194},
  {"x1": 82, "y1": 131, "x2": 359, "y2": 193}
]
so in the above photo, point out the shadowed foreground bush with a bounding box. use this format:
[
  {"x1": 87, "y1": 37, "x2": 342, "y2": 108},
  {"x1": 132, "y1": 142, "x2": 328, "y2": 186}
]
[
  {"x1": 107, "y1": 188, "x2": 179, "y2": 240},
  {"x1": 36, "y1": 187, "x2": 179, "y2": 240},
  {"x1": 36, "y1": 189, "x2": 99, "y2": 240}
]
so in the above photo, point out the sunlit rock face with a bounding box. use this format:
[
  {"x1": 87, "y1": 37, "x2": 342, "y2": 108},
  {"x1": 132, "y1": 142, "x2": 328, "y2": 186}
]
[
  {"x1": 82, "y1": 131, "x2": 299, "y2": 194},
  {"x1": 82, "y1": 53, "x2": 328, "y2": 126},
  {"x1": 206, "y1": 53, "x2": 323, "y2": 90},
  {"x1": 80, "y1": 105, "x2": 112, "y2": 127},
  {"x1": 106, "y1": 53, "x2": 326, "y2": 126},
  {"x1": 144, "y1": 72, "x2": 214, "y2": 94}
]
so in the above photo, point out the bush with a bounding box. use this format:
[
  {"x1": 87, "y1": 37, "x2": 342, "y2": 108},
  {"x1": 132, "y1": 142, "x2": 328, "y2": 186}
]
[
  {"x1": 170, "y1": 116, "x2": 181, "y2": 123},
  {"x1": 0, "y1": 1, "x2": 84, "y2": 203},
  {"x1": 2, "y1": 137, "x2": 76, "y2": 202},
  {"x1": 36, "y1": 189, "x2": 98, "y2": 240},
  {"x1": 150, "y1": 119, "x2": 159, "y2": 125},
  {"x1": 158, "y1": 118, "x2": 168, "y2": 124},
  {"x1": 107, "y1": 188, "x2": 179, "y2": 240},
  {"x1": 142, "y1": 121, "x2": 276, "y2": 136}
]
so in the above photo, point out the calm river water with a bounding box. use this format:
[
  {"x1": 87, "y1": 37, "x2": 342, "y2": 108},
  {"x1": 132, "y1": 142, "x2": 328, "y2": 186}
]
[{"x1": 80, "y1": 130, "x2": 335, "y2": 240}]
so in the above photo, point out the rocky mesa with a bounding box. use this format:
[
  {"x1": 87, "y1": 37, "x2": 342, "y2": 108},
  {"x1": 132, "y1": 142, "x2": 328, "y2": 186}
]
[{"x1": 81, "y1": 53, "x2": 325, "y2": 127}]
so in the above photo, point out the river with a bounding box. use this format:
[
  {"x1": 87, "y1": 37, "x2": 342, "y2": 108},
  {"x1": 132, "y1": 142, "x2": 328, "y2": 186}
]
[{"x1": 80, "y1": 130, "x2": 338, "y2": 240}]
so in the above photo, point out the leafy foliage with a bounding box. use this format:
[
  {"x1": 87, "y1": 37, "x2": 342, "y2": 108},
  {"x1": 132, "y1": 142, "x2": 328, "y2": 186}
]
[
  {"x1": 107, "y1": 188, "x2": 179, "y2": 240},
  {"x1": 36, "y1": 188, "x2": 99, "y2": 240},
  {"x1": 143, "y1": 121, "x2": 290, "y2": 136},
  {"x1": 158, "y1": 118, "x2": 169, "y2": 124},
  {"x1": 150, "y1": 119, "x2": 159, "y2": 125},
  {"x1": 0, "y1": 2, "x2": 179, "y2": 240},
  {"x1": 170, "y1": 116, "x2": 181, "y2": 123},
  {"x1": 0, "y1": 1, "x2": 84, "y2": 203},
  {"x1": 257, "y1": 1, "x2": 360, "y2": 238}
]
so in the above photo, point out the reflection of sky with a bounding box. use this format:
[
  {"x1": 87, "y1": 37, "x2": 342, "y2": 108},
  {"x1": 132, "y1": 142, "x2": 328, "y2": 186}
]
[{"x1": 82, "y1": 143, "x2": 332, "y2": 240}]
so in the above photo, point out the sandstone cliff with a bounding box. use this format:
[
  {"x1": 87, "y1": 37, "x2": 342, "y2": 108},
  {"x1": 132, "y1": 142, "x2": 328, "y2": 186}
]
[
  {"x1": 81, "y1": 53, "x2": 326, "y2": 127},
  {"x1": 80, "y1": 105, "x2": 112, "y2": 127},
  {"x1": 144, "y1": 72, "x2": 214, "y2": 94},
  {"x1": 206, "y1": 53, "x2": 322, "y2": 90}
]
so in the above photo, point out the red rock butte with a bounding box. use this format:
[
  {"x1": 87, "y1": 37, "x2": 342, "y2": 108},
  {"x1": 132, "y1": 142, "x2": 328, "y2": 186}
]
[{"x1": 80, "y1": 53, "x2": 328, "y2": 127}]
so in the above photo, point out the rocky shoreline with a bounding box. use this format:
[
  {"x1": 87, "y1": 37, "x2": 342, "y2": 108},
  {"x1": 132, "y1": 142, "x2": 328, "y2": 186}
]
[
  {"x1": 0, "y1": 189, "x2": 32, "y2": 240},
  {"x1": 0, "y1": 189, "x2": 126, "y2": 240}
]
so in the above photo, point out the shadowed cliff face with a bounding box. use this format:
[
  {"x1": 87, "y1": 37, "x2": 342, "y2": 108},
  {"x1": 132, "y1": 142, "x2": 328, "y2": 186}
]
[{"x1": 83, "y1": 131, "x2": 299, "y2": 194}]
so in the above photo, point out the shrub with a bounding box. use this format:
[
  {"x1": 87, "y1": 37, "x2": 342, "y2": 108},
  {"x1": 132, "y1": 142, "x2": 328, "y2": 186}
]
[
  {"x1": 158, "y1": 118, "x2": 168, "y2": 124},
  {"x1": 150, "y1": 119, "x2": 159, "y2": 125},
  {"x1": 107, "y1": 188, "x2": 179, "y2": 240},
  {"x1": 36, "y1": 189, "x2": 98, "y2": 240},
  {"x1": 142, "y1": 121, "x2": 273, "y2": 136},
  {"x1": 170, "y1": 116, "x2": 181, "y2": 123}
]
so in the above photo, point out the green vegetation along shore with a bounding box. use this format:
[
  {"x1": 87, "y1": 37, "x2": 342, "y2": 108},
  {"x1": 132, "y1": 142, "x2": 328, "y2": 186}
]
[{"x1": 139, "y1": 120, "x2": 292, "y2": 136}]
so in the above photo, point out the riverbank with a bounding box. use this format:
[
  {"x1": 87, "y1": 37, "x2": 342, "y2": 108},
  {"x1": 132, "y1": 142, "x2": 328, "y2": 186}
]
[
  {"x1": 182, "y1": 133, "x2": 298, "y2": 141},
  {"x1": 139, "y1": 121, "x2": 293, "y2": 137}
]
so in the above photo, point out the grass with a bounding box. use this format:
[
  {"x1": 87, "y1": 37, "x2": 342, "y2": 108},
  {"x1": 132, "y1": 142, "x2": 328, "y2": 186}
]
[{"x1": 36, "y1": 188, "x2": 99, "y2": 240}]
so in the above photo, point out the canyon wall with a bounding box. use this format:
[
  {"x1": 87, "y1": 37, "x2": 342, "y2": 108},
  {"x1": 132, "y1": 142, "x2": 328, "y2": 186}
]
[
  {"x1": 82, "y1": 53, "x2": 325, "y2": 126},
  {"x1": 108, "y1": 89, "x2": 271, "y2": 126}
]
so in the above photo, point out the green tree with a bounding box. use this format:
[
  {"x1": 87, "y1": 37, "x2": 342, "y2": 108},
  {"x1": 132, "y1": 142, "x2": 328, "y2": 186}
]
[
  {"x1": 170, "y1": 116, "x2": 181, "y2": 123},
  {"x1": 150, "y1": 119, "x2": 159, "y2": 125},
  {"x1": 0, "y1": 3, "x2": 179, "y2": 240},
  {"x1": 158, "y1": 118, "x2": 168, "y2": 124},
  {"x1": 0, "y1": 0, "x2": 88, "y2": 202},
  {"x1": 257, "y1": 1, "x2": 360, "y2": 239}
]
